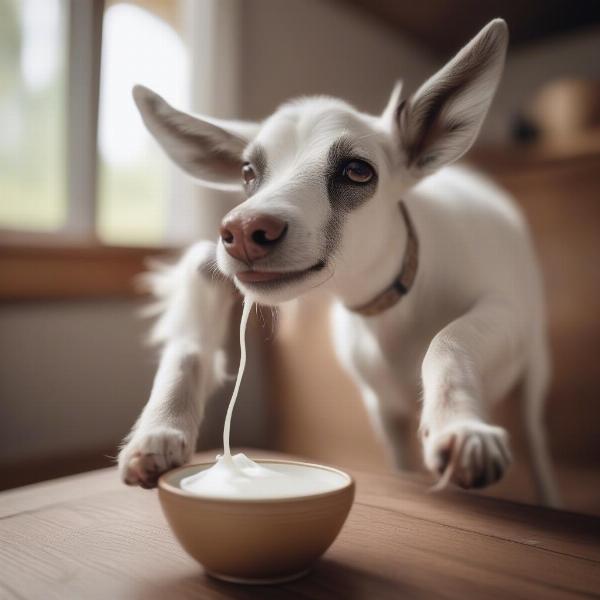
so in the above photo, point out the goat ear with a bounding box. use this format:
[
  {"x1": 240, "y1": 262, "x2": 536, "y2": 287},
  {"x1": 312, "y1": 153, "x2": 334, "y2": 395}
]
[
  {"x1": 381, "y1": 80, "x2": 403, "y2": 124},
  {"x1": 132, "y1": 85, "x2": 259, "y2": 190},
  {"x1": 396, "y1": 19, "x2": 508, "y2": 177}
]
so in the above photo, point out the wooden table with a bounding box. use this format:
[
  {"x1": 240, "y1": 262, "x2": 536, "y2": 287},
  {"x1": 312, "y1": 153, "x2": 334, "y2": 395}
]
[{"x1": 1, "y1": 451, "x2": 599, "y2": 599}]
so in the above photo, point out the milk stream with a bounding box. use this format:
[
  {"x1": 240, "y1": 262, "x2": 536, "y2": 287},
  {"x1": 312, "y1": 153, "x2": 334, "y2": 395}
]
[
  {"x1": 180, "y1": 299, "x2": 348, "y2": 499},
  {"x1": 222, "y1": 298, "x2": 252, "y2": 461}
]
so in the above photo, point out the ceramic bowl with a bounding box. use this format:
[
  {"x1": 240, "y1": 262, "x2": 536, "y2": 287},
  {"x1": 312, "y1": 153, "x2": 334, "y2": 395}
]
[{"x1": 158, "y1": 459, "x2": 355, "y2": 584}]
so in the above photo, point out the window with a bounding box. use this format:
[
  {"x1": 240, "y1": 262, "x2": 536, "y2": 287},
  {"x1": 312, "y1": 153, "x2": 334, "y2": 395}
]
[
  {"x1": 0, "y1": 0, "x2": 189, "y2": 246},
  {"x1": 97, "y1": 1, "x2": 188, "y2": 245},
  {"x1": 0, "y1": 0, "x2": 240, "y2": 301},
  {"x1": 0, "y1": 0, "x2": 67, "y2": 232}
]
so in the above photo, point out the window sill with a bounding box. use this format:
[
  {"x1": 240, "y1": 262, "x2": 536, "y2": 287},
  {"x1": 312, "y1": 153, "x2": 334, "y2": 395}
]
[{"x1": 0, "y1": 241, "x2": 176, "y2": 302}]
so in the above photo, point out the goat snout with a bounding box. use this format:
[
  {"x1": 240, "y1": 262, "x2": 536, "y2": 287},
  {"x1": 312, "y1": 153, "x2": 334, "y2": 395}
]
[{"x1": 220, "y1": 214, "x2": 287, "y2": 263}]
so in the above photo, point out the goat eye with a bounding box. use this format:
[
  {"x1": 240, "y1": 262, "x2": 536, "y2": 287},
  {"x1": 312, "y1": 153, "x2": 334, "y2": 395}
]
[
  {"x1": 343, "y1": 160, "x2": 373, "y2": 183},
  {"x1": 242, "y1": 163, "x2": 256, "y2": 185}
]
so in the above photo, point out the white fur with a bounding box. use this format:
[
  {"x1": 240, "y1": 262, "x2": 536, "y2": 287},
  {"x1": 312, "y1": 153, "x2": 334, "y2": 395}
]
[{"x1": 119, "y1": 20, "x2": 560, "y2": 506}]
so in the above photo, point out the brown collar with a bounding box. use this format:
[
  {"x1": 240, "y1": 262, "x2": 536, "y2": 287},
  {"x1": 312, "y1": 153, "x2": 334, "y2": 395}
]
[{"x1": 348, "y1": 201, "x2": 419, "y2": 317}]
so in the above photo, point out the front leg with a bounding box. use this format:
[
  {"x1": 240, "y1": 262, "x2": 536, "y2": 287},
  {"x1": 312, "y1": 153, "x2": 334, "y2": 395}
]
[
  {"x1": 118, "y1": 241, "x2": 235, "y2": 488},
  {"x1": 118, "y1": 340, "x2": 202, "y2": 487},
  {"x1": 420, "y1": 299, "x2": 518, "y2": 489}
]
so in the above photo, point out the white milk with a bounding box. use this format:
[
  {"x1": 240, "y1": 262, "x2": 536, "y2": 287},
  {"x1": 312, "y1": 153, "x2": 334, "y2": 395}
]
[
  {"x1": 180, "y1": 452, "x2": 349, "y2": 499},
  {"x1": 180, "y1": 300, "x2": 349, "y2": 499}
]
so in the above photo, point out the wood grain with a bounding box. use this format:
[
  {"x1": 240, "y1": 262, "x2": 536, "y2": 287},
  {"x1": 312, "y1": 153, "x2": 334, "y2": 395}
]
[{"x1": 0, "y1": 450, "x2": 598, "y2": 599}]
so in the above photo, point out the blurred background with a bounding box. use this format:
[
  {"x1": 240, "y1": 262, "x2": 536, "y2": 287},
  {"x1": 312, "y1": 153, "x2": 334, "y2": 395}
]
[{"x1": 1, "y1": 0, "x2": 599, "y2": 514}]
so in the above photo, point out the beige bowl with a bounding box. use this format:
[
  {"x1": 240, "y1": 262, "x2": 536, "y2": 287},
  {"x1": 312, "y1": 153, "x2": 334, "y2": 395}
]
[{"x1": 158, "y1": 459, "x2": 355, "y2": 584}]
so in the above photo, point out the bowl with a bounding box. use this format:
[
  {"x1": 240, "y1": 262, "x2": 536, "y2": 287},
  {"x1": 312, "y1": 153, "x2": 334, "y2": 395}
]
[{"x1": 158, "y1": 459, "x2": 355, "y2": 584}]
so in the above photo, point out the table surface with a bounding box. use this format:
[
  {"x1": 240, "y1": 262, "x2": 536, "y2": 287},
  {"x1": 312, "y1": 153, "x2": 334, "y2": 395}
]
[{"x1": 1, "y1": 450, "x2": 599, "y2": 600}]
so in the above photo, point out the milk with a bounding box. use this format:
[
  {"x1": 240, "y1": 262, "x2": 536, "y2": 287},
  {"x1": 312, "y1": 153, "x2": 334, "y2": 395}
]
[
  {"x1": 180, "y1": 452, "x2": 349, "y2": 499},
  {"x1": 180, "y1": 300, "x2": 349, "y2": 499}
]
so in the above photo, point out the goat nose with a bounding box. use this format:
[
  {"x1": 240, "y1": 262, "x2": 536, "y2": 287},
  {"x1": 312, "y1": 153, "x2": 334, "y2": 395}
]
[{"x1": 220, "y1": 214, "x2": 287, "y2": 263}]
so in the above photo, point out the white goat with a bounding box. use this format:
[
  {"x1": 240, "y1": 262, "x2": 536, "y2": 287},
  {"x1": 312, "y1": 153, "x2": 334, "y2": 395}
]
[{"x1": 118, "y1": 19, "x2": 559, "y2": 506}]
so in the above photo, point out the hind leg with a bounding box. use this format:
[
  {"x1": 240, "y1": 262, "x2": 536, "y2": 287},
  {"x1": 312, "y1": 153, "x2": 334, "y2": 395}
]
[
  {"x1": 360, "y1": 384, "x2": 415, "y2": 471},
  {"x1": 331, "y1": 305, "x2": 414, "y2": 470},
  {"x1": 522, "y1": 338, "x2": 561, "y2": 508}
]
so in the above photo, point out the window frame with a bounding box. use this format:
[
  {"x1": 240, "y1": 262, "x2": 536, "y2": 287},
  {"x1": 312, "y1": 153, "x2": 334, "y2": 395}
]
[{"x1": 65, "y1": 0, "x2": 103, "y2": 240}]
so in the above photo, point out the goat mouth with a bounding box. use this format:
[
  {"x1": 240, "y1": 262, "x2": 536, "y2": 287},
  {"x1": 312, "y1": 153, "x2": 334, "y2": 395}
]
[{"x1": 235, "y1": 261, "x2": 326, "y2": 286}]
